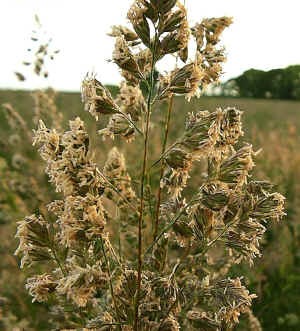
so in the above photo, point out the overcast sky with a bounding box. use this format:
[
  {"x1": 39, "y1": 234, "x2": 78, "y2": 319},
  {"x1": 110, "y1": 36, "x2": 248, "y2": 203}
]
[{"x1": 1, "y1": 0, "x2": 300, "y2": 91}]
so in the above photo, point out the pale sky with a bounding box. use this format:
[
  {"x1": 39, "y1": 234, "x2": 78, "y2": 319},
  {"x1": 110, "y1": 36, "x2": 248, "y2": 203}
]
[{"x1": 1, "y1": 0, "x2": 300, "y2": 91}]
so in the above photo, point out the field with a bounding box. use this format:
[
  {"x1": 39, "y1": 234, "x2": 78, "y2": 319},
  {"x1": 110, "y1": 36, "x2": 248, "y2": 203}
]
[{"x1": 1, "y1": 89, "x2": 300, "y2": 330}]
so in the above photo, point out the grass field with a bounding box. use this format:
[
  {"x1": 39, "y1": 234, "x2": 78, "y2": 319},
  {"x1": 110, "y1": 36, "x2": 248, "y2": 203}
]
[
  {"x1": 2, "y1": 89, "x2": 300, "y2": 130},
  {"x1": 1, "y1": 89, "x2": 300, "y2": 142},
  {"x1": 1, "y1": 89, "x2": 300, "y2": 330}
]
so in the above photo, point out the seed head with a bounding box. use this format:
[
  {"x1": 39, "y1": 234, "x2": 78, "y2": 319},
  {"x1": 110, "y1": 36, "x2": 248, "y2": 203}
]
[
  {"x1": 179, "y1": 111, "x2": 218, "y2": 156},
  {"x1": 135, "y1": 48, "x2": 152, "y2": 74},
  {"x1": 99, "y1": 113, "x2": 135, "y2": 142},
  {"x1": 192, "y1": 17, "x2": 233, "y2": 51},
  {"x1": 175, "y1": 2, "x2": 190, "y2": 57},
  {"x1": 157, "y1": 0, "x2": 177, "y2": 15},
  {"x1": 159, "y1": 315, "x2": 180, "y2": 331},
  {"x1": 12, "y1": 154, "x2": 26, "y2": 169},
  {"x1": 81, "y1": 73, "x2": 119, "y2": 120},
  {"x1": 200, "y1": 184, "x2": 230, "y2": 212},
  {"x1": 165, "y1": 147, "x2": 192, "y2": 170},
  {"x1": 25, "y1": 274, "x2": 57, "y2": 303},
  {"x1": 225, "y1": 229, "x2": 263, "y2": 265},
  {"x1": 250, "y1": 192, "x2": 286, "y2": 222},
  {"x1": 8, "y1": 133, "x2": 21, "y2": 145},
  {"x1": 2, "y1": 103, "x2": 27, "y2": 131},
  {"x1": 190, "y1": 204, "x2": 215, "y2": 239},
  {"x1": 108, "y1": 25, "x2": 139, "y2": 42},
  {"x1": 116, "y1": 80, "x2": 146, "y2": 121},
  {"x1": 191, "y1": 17, "x2": 233, "y2": 89},
  {"x1": 157, "y1": 2, "x2": 190, "y2": 61},
  {"x1": 218, "y1": 144, "x2": 257, "y2": 187},
  {"x1": 169, "y1": 52, "x2": 204, "y2": 101},
  {"x1": 127, "y1": 1, "x2": 151, "y2": 47},
  {"x1": 14, "y1": 214, "x2": 51, "y2": 268},
  {"x1": 56, "y1": 264, "x2": 107, "y2": 307},
  {"x1": 113, "y1": 36, "x2": 144, "y2": 80},
  {"x1": 212, "y1": 277, "x2": 257, "y2": 324},
  {"x1": 104, "y1": 147, "x2": 137, "y2": 206},
  {"x1": 187, "y1": 311, "x2": 220, "y2": 329}
]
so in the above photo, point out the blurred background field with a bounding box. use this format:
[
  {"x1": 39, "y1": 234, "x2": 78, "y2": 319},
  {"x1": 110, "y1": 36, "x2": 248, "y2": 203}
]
[{"x1": 1, "y1": 88, "x2": 300, "y2": 330}]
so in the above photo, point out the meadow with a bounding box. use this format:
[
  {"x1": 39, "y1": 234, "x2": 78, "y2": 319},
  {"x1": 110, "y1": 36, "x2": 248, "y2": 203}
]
[{"x1": 1, "y1": 88, "x2": 299, "y2": 330}]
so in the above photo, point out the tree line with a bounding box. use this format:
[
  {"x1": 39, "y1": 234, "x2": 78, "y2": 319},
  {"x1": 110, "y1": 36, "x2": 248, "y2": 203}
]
[{"x1": 222, "y1": 65, "x2": 300, "y2": 100}]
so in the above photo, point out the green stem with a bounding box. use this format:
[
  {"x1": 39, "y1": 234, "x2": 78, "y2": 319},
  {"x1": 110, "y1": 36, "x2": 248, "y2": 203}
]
[
  {"x1": 96, "y1": 168, "x2": 139, "y2": 215},
  {"x1": 100, "y1": 235, "x2": 122, "y2": 330},
  {"x1": 153, "y1": 95, "x2": 174, "y2": 240},
  {"x1": 169, "y1": 243, "x2": 192, "y2": 279},
  {"x1": 200, "y1": 206, "x2": 243, "y2": 257},
  {"x1": 145, "y1": 199, "x2": 198, "y2": 256},
  {"x1": 133, "y1": 34, "x2": 157, "y2": 331},
  {"x1": 150, "y1": 140, "x2": 179, "y2": 169},
  {"x1": 118, "y1": 110, "x2": 143, "y2": 136},
  {"x1": 115, "y1": 207, "x2": 122, "y2": 264},
  {"x1": 51, "y1": 247, "x2": 67, "y2": 277}
]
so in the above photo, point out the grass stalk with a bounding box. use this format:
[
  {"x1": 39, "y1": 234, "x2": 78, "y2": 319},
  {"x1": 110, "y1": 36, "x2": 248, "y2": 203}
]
[
  {"x1": 145, "y1": 198, "x2": 198, "y2": 257},
  {"x1": 133, "y1": 35, "x2": 157, "y2": 331},
  {"x1": 153, "y1": 95, "x2": 174, "y2": 240},
  {"x1": 118, "y1": 109, "x2": 143, "y2": 136},
  {"x1": 96, "y1": 168, "x2": 140, "y2": 215},
  {"x1": 200, "y1": 207, "x2": 244, "y2": 257},
  {"x1": 51, "y1": 247, "x2": 67, "y2": 277},
  {"x1": 150, "y1": 140, "x2": 179, "y2": 169},
  {"x1": 100, "y1": 235, "x2": 121, "y2": 330}
]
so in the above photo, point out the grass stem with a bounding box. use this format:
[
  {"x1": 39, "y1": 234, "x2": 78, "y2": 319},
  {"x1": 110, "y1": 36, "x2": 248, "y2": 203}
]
[
  {"x1": 100, "y1": 235, "x2": 121, "y2": 330},
  {"x1": 153, "y1": 95, "x2": 174, "y2": 240},
  {"x1": 133, "y1": 34, "x2": 157, "y2": 331}
]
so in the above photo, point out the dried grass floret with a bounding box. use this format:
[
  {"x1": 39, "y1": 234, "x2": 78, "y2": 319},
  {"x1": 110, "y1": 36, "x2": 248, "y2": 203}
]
[
  {"x1": 56, "y1": 264, "x2": 107, "y2": 307},
  {"x1": 113, "y1": 36, "x2": 144, "y2": 79},
  {"x1": 81, "y1": 73, "x2": 119, "y2": 120},
  {"x1": 99, "y1": 114, "x2": 135, "y2": 142},
  {"x1": 127, "y1": 1, "x2": 150, "y2": 47},
  {"x1": 15, "y1": 214, "x2": 51, "y2": 268},
  {"x1": 212, "y1": 277, "x2": 257, "y2": 324},
  {"x1": 108, "y1": 25, "x2": 139, "y2": 42},
  {"x1": 116, "y1": 81, "x2": 146, "y2": 122},
  {"x1": 25, "y1": 274, "x2": 57, "y2": 303}
]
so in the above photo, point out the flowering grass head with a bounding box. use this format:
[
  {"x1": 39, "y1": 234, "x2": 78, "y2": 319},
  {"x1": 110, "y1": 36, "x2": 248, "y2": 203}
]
[{"x1": 13, "y1": 1, "x2": 286, "y2": 330}]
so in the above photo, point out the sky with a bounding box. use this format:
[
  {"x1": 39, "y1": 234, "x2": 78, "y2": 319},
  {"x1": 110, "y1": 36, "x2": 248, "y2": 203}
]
[{"x1": 1, "y1": 0, "x2": 300, "y2": 91}]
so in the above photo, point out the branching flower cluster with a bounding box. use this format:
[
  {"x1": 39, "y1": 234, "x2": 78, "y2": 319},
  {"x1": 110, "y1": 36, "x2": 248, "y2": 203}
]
[{"x1": 15, "y1": 1, "x2": 285, "y2": 330}]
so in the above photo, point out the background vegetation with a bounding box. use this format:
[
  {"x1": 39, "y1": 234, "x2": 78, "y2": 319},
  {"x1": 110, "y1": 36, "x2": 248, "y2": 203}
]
[{"x1": 222, "y1": 65, "x2": 300, "y2": 100}]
